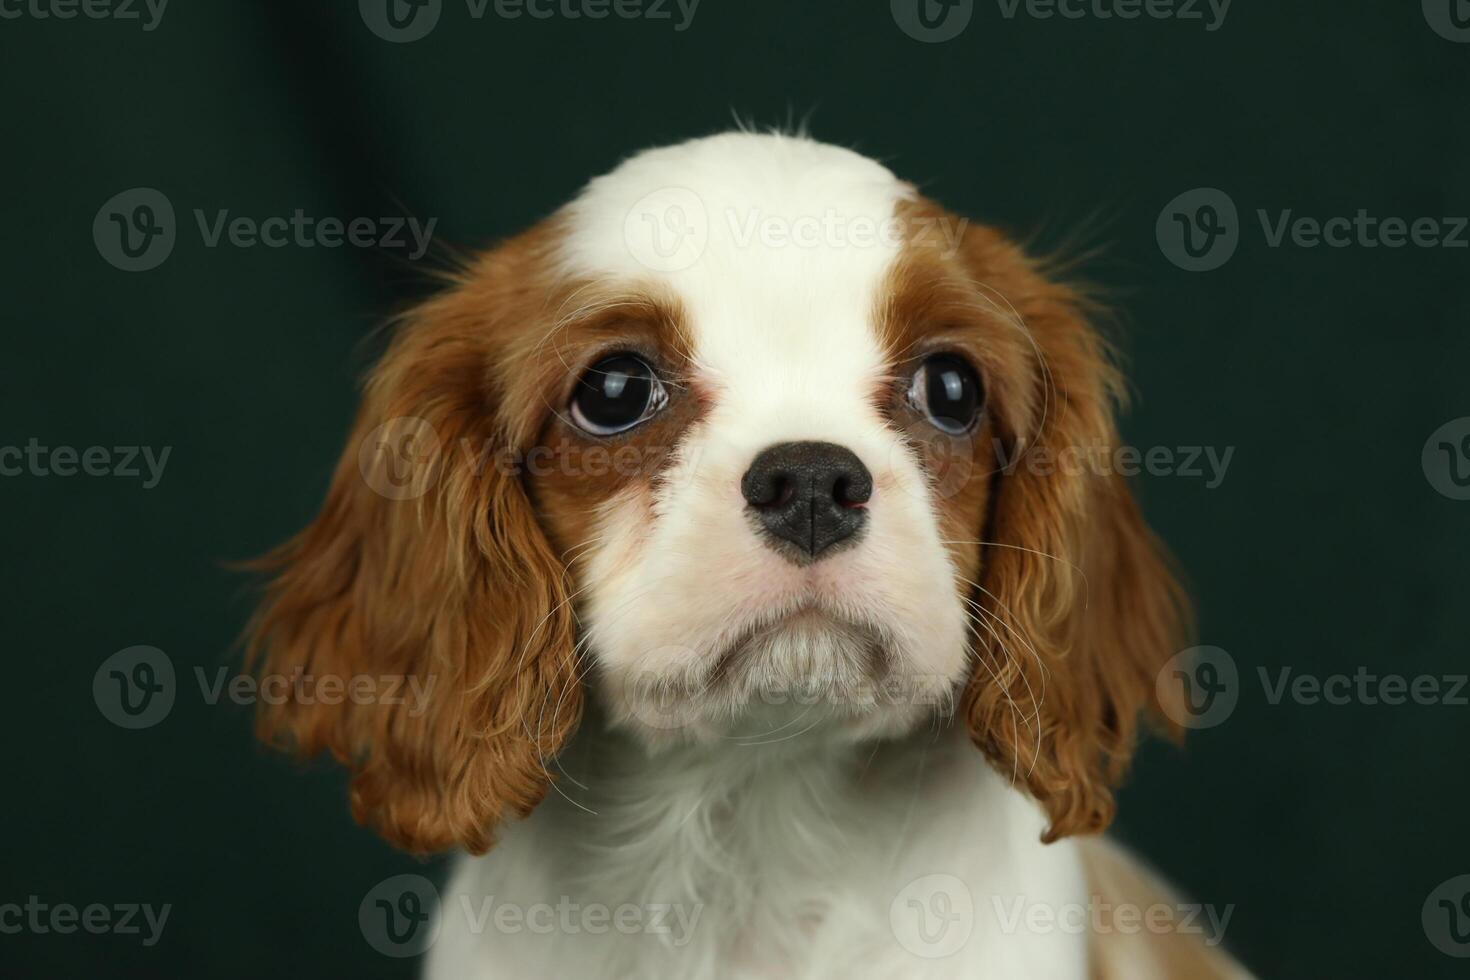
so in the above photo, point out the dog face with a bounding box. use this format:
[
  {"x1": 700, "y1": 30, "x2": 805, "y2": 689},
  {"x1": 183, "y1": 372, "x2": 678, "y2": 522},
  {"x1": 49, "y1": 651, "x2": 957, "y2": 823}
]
[{"x1": 248, "y1": 133, "x2": 1189, "y2": 855}]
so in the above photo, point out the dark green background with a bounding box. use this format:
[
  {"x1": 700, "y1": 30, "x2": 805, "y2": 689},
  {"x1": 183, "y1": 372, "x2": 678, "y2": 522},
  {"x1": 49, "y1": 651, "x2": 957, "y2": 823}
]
[{"x1": 4, "y1": 1, "x2": 1467, "y2": 976}]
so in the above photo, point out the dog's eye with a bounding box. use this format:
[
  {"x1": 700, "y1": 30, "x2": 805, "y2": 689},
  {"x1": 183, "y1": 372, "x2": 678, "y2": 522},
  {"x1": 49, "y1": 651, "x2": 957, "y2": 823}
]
[
  {"x1": 569, "y1": 354, "x2": 667, "y2": 436},
  {"x1": 907, "y1": 354, "x2": 983, "y2": 435}
]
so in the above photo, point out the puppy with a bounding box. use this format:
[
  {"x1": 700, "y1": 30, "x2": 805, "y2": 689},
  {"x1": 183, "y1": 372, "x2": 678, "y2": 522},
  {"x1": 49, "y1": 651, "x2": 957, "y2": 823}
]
[{"x1": 248, "y1": 132, "x2": 1252, "y2": 979}]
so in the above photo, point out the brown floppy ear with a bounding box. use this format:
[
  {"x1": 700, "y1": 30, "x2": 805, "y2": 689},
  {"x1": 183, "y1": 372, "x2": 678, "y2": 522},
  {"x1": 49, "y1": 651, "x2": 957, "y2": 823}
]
[
  {"x1": 958, "y1": 228, "x2": 1191, "y2": 842},
  {"x1": 246, "y1": 239, "x2": 581, "y2": 855}
]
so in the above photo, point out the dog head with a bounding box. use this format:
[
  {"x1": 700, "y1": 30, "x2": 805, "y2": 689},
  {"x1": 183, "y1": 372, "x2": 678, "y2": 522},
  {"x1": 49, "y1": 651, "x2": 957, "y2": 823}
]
[{"x1": 247, "y1": 132, "x2": 1188, "y2": 854}]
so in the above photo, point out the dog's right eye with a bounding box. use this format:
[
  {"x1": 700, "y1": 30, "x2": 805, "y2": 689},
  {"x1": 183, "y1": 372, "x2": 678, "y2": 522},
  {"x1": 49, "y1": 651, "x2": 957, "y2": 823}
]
[{"x1": 569, "y1": 354, "x2": 667, "y2": 436}]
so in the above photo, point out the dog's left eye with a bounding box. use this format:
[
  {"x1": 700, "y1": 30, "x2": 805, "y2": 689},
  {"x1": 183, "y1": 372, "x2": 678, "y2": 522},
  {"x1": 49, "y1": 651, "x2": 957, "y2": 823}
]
[
  {"x1": 569, "y1": 354, "x2": 667, "y2": 436},
  {"x1": 907, "y1": 353, "x2": 983, "y2": 435}
]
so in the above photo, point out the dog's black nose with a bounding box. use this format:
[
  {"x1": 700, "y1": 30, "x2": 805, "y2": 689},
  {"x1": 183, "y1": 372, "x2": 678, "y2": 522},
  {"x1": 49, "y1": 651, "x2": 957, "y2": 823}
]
[{"x1": 741, "y1": 441, "x2": 872, "y2": 562}]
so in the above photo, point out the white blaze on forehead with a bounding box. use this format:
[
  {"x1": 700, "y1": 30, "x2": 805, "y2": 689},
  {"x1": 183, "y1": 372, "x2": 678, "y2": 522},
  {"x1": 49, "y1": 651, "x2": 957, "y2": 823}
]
[
  {"x1": 557, "y1": 132, "x2": 914, "y2": 448},
  {"x1": 559, "y1": 135, "x2": 973, "y2": 738}
]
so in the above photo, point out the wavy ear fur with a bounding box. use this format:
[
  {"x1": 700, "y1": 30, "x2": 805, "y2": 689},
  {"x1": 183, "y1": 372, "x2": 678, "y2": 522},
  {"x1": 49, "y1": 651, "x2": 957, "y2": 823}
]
[
  {"x1": 246, "y1": 232, "x2": 580, "y2": 855},
  {"x1": 958, "y1": 228, "x2": 1191, "y2": 841}
]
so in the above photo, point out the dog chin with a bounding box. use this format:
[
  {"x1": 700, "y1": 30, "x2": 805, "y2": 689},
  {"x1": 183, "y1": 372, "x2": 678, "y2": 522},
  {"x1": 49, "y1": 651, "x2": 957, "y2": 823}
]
[{"x1": 603, "y1": 609, "x2": 956, "y2": 747}]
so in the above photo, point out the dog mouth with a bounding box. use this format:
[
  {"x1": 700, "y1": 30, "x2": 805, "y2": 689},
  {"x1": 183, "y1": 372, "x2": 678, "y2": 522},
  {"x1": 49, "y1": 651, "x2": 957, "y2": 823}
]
[
  {"x1": 704, "y1": 605, "x2": 892, "y2": 693},
  {"x1": 607, "y1": 604, "x2": 957, "y2": 741}
]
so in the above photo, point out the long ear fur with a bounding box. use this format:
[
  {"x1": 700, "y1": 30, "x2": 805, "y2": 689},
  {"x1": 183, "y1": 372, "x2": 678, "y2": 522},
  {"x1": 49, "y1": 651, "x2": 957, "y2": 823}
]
[
  {"x1": 958, "y1": 229, "x2": 1191, "y2": 841},
  {"x1": 246, "y1": 242, "x2": 580, "y2": 855}
]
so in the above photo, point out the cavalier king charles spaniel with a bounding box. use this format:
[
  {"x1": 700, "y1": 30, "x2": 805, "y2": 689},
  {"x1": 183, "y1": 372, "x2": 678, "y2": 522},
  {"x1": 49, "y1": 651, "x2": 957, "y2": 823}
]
[{"x1": 247, "y1": 132, "x2": 1252, "y2": 979}]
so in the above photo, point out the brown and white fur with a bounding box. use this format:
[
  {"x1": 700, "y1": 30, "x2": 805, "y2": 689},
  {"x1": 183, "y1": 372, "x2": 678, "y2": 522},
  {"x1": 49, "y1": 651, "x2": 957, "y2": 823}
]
[{"x1": 247, "y1": 132, "x2": 1253, "y2": 979}]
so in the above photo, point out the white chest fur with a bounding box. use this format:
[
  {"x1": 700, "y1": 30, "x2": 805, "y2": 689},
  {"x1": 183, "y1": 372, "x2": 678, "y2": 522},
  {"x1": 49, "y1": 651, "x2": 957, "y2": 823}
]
[{"x1": 425, "y1": 726, "x2": 1090, "y2": 980}]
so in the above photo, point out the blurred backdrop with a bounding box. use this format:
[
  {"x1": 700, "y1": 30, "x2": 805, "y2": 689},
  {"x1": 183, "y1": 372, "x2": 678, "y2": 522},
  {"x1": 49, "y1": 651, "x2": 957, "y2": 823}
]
[{"x1": 4, "y1": 1, "x2": 1469, "y2": 976}]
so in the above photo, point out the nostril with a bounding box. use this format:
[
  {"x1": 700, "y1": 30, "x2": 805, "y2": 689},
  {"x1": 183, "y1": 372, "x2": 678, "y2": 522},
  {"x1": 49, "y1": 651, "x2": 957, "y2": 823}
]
[
  {"x1": 742, "y1": 468, "x2": 794, "y2": 509},
  {"x1": 771, "y1": 477, "x2": 796, "y2": 509},
  {"x1": 757, "y1": 476, "x2": 794, "y2": 510},
  {"x1": 833, "y1": 476, "x2": 858, "y2": 507},
  {"x1": 833, "y1": 473, "x2": 871, "y2": 507}
]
